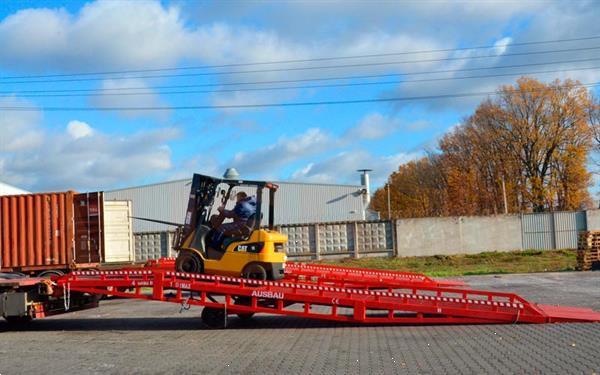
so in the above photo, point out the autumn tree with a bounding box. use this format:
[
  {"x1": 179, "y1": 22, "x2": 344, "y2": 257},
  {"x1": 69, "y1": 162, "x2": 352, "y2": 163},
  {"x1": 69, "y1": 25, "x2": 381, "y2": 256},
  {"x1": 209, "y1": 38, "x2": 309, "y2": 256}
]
[
  {"x1": 371, "y1": 77, "x2": 595, "y2": 218},
  {"x1": 485, "y1": 78, "x2": 593, "y2": 211},
  {"x1": 370, "y1": 155, "x2": 447, "y2": 218}
]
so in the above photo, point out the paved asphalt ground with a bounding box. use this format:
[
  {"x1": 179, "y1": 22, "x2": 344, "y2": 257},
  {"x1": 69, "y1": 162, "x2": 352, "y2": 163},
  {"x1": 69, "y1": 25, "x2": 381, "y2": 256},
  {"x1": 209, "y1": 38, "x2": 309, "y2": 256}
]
[{"x1": 0, "y1": 272, "x2": 598, "y2": 374}]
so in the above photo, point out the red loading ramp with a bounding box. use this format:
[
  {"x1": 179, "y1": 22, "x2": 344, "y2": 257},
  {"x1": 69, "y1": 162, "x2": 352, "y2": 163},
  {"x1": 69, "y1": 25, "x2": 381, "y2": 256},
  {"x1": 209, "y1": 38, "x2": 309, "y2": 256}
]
[
  {"x1": 54, "y1": 269, "x2": 600, "y2": 327},
  {"x1": 535, "y1": 304, "x2": 600, "y2": 323},
  {"x1": 285, "y1": 262, "x2": 465, "y2": 288}
]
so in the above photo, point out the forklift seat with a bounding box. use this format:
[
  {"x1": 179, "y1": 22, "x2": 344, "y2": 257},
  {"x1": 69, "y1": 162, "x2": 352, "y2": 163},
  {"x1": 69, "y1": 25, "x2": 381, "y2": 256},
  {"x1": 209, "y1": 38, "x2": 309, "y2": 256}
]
[{"x1": 220, "y1": 214, "x2": 257, "y2": 250}]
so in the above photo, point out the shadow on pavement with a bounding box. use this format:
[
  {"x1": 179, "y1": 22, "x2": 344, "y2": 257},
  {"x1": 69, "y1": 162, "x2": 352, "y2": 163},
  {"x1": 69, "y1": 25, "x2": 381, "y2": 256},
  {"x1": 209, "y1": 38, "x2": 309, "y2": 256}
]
[{"x1": 0, "y1": 315, "x2": 353, "y2": 332}]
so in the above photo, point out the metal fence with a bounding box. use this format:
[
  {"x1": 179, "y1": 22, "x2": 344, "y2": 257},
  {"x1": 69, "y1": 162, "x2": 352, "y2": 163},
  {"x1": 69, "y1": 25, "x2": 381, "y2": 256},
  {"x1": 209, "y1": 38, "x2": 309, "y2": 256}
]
[
  {"x1": 132, "y1": 220, "x2": 395, "y2": 262},
  {"x1": 521, "y1": 211, "x2": 587, "y2": 250},
  {"x1": 131, "y1": 209, "x2": 600, "y2": 261},
  {"x1": 278, "y1": 221, "x2": 394, "y2": 260},
  {"x1": 134, "y1": 231, "x2": 177, "y2": 262}
]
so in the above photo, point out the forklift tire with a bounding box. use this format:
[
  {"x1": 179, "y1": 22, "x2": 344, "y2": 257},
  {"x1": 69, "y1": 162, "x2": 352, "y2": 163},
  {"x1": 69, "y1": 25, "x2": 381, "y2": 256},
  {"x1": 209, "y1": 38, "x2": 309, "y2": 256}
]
[
  {"x1": 241, "y1": 263, "x2": 268, "y2": 281},
  {"x1": 175, "y1": 251, "x2": 204, "y2": 274},
  {"x1": 201, "y1": 307, "x2": 227, "y2": 329},
  {"x1": 236, "y1": 263, "x2": 267, "y2": 320}
]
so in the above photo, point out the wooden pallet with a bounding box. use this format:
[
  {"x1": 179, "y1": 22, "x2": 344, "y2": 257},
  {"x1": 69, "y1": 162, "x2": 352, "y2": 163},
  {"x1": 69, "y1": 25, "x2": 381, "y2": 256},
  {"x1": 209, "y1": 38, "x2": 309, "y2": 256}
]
[{"x1": 577, "y1": 231, "x2": 600, "y2": 270}]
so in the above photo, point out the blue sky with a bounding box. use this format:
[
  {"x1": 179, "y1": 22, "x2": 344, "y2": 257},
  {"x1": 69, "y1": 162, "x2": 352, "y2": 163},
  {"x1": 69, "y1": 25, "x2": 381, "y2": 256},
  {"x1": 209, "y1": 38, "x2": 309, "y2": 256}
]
[{"x1": 1, "y1": 0, "x2": 599, "y2": 192}]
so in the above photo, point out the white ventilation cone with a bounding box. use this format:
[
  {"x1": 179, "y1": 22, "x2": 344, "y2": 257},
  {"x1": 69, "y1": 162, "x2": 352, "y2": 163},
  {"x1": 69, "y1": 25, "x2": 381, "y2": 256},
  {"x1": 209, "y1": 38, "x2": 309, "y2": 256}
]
[{"x1": 223, "y1": 168, "x2": 240, "y2": 179}]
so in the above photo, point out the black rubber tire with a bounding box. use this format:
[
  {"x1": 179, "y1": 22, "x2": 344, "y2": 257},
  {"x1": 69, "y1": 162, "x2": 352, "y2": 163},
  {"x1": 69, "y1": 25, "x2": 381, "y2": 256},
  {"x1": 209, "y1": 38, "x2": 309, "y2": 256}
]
[
  {"x1": 241, "y1": 263, "x2": 267, "y2": 281},
  {"x1": 237, "y1": 264, "x2": 267, "y2": 320},
  {"x1": 38, "y1": 270, "x2": 64, "y2": 279},
  {"x1": 4, "y1": 315, "x2": 33, "y2": 325},
  {"x1": 201, "y1": 307, "x2": 227, "y2": 329},
  {"x1": 237, "y1": 312, "x2": 255, "y2": 320},
  {"x1": 234, "y1": 296, "x2": 255, "y2": 320},
  {"x1": 175, "y1": 251, "x2": 204, "y2": 274}
]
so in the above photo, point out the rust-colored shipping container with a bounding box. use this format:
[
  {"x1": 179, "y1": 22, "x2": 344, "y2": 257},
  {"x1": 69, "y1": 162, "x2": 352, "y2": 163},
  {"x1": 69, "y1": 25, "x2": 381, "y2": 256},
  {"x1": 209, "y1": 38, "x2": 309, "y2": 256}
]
[{"x1": 0, "y1": 191, "x2": 104, "y2": 274}]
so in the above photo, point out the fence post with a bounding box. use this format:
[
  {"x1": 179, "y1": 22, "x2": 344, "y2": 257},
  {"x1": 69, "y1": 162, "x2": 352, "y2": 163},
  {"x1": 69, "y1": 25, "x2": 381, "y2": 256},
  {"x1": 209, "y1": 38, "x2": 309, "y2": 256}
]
[
  {"x1": 390, "y1": 219, "x2": 398, "y2": 257},
  {"x1": 353, "y1": 221, "x2": 360, "y2": 259},
  {"x1": 314, "y1": 223, "x2": 321, "y2": 261}
]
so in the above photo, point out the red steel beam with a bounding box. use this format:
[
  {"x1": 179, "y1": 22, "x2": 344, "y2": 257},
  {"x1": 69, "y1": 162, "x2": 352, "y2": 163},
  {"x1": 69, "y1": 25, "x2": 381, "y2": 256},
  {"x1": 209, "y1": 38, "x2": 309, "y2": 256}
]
[
  {"x1": 285, "y1": 262, "x2": 464, "y2": 289},
  {"x1": 54, "y1": 269, "x2": 600, "y2": 325}
]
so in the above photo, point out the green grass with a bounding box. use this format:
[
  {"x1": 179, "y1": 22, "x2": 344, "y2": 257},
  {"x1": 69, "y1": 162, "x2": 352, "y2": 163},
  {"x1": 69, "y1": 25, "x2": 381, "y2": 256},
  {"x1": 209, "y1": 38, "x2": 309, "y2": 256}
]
[{"x1": 322, "y1": 249, "x2": 578, "y2": 277}]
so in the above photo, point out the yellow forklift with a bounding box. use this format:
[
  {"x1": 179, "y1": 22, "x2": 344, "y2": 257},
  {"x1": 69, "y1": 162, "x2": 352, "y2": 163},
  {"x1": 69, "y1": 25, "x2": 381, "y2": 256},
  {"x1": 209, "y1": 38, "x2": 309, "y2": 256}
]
[{"x1": 172, "y1": 174, "x2": 288, "y2": 280}]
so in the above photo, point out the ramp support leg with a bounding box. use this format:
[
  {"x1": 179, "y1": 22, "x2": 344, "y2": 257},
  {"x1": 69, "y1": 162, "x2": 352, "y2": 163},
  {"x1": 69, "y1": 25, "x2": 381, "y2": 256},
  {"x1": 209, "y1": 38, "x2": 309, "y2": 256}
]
[{"x1": 153, "y1": 272, "x2": 164, "y2": 301}]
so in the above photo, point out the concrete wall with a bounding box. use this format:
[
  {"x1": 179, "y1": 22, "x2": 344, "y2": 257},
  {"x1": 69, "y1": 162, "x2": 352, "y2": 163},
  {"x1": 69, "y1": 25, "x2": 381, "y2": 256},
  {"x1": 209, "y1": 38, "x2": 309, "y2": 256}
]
[
  {"x1": 396, "y1": 215, "x2": 522, "y2": 257},
  {"x1": 586, "y1": 209, "x2": 600, "y2": 230},
  {"x1": 132, "y1": 209, "x2": 600, "y2": 261}
]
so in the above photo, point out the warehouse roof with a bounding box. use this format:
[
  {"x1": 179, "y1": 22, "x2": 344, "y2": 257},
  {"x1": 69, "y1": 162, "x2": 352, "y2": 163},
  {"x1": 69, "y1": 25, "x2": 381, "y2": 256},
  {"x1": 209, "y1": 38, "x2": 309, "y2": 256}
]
[
  {"x1": 0, "y1": 181, "x2": 30, "y2": 196},
  {"x1": 105, "y1": 178, "x2": 365, "y2": 232},
  {"x1": 107, "y1": 178, "x2": 363, "y2": 192}
]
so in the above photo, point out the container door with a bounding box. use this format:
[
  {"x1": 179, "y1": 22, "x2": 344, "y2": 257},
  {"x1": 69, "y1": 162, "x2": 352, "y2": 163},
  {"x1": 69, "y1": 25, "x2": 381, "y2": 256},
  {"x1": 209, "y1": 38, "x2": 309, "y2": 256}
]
[
  {"x1": 74, "y1": 193, "x2": 103, "y2": 264},
  {"x1": 102, "y1": 200, "x2": 134, "y2": 263}
]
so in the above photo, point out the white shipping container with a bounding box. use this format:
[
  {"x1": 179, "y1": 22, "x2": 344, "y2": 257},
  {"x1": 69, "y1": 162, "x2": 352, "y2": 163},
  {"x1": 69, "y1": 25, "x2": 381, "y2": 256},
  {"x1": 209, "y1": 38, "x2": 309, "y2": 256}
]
[{"x1": 103, "y1": 200, "x2": 135, "y2": 263}]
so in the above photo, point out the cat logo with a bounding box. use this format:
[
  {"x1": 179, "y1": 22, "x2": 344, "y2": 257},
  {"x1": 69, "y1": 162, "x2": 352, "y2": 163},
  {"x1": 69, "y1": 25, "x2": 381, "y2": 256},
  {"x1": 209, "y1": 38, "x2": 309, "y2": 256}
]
[{"x1": 236, "y1": 245, "x2": 248, "y2": 252}]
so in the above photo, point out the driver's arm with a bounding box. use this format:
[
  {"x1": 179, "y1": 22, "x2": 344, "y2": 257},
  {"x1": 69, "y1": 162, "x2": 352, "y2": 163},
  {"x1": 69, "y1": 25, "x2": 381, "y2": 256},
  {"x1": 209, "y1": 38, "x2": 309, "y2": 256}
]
[{"x1": 218, "y1": 205, "x2": 237, "y2": 218}]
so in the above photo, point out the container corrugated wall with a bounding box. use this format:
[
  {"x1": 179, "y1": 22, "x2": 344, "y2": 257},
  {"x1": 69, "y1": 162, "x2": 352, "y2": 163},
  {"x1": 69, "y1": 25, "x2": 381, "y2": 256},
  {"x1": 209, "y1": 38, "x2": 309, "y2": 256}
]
[
  {"x1": 105, "y1": 179, "x2": 365, "y2": 232},
  {"x1": 74, "y1": 192, "x2": 103, "y2": 265},
  {"x1": 0, "y1": 191, "x2": 103, "y2": 273},
  {"x1": 0, "y1": 192, "x2": 75, "y2": 270}
]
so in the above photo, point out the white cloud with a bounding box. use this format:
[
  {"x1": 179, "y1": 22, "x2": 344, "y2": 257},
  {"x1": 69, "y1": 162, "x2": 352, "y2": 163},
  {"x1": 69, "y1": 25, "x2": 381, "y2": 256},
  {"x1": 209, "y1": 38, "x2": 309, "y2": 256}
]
[
  {"x1": 493, "y1": 37, "x2": 512, "y2": 55},
  {"x1": 168, "y1": 156, "x2": 221, "y2": 181},
  {"x1": 0, "y1": 103, "x2": 180, "y2": 191},
  {"x1": 228, "y1": 128, "x2": 331, "y2": 175},
  {"x1": 406, "y1": 120, "x2": 432, "y2": 132},
  {"x1": 1, "y1": 0, "x2": 594, "y2": 116},
  {"x1": 0, "y1": 1, "x2": 191, "y2": 71},
  {"x1": 342, "y1": 113, "x2": 401, "y2": 141},
  {"x1": 66, "y1": 120, "x2": 93, "y2": 139},
  {"x1": 0, "y1": 0, "x2": 573, "y2": 116},
  {"x1": 291, "y1": 150, "x2": 420, "y2": 186},
  {"x1": 89, "y1": 78, "x2": 170, "y2": 119},
  {"x1": 0, "y1": 97, "x2": 44, "y2": 152},
  {"x1": 189, "y1": 1, "x2": 544, "y2": 43}
]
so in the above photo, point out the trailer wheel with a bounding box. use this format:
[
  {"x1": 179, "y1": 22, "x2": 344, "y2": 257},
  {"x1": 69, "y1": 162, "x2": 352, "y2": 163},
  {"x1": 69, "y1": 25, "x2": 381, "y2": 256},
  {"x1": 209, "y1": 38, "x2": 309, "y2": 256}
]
[
  {"x1": 175, "y1": 251, "x2": 204, "y2": 274},
  {"x1": 201, "y1": 307, "x2": 227, "y2": 329},
  {"x1": 38, "y1": 270, "x2": 64, "y2": 279},
  {"x1": 4, "y1": 315, "x2": 33, "y2": 325}
]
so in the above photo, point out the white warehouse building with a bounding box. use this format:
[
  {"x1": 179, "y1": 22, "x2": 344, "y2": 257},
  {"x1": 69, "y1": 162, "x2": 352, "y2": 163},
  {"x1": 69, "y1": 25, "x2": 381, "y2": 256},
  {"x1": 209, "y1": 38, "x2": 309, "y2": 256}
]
[
  {"x1": 0, "y1": 181, "x2": 30, "y2": 196},
  {"x1": 104, "y1": 177, "x2": 372, "y2": 233}
]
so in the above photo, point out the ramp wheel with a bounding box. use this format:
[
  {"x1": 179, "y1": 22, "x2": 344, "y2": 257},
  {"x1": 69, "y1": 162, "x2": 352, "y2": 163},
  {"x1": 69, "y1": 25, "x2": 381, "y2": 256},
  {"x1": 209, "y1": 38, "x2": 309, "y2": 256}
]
[
  {"x1": 201, "y1": 307, "x2": 227, "y2": 329},
  {"x1": 234, "y1": 296, "x2": 255, "y2": 320},
  {"x1": 175, "y1": 251, "x2": 204, "y2": 274}
]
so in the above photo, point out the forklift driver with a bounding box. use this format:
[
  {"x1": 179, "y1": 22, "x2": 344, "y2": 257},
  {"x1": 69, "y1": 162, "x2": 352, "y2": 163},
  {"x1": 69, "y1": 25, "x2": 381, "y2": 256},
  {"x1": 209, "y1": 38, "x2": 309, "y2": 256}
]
[{"x1": 209, "y1": 192, "x2": 257, "y2": 250}]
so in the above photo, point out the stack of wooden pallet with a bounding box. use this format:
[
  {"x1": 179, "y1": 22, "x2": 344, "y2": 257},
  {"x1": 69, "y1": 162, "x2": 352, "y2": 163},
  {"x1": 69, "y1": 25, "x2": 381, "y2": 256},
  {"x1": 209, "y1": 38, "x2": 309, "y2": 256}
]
[{"x1": 577, "y1": 231, "x2": 600, "y2": 271}]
